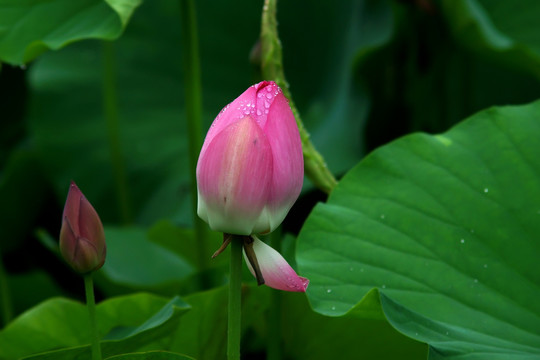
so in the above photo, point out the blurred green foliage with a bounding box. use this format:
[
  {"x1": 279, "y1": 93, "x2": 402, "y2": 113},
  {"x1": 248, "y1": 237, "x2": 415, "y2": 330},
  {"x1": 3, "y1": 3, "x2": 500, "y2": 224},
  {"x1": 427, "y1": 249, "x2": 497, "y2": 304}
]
[{"x1": 0, "y1": 0, "x2": 539, "y2": 359}]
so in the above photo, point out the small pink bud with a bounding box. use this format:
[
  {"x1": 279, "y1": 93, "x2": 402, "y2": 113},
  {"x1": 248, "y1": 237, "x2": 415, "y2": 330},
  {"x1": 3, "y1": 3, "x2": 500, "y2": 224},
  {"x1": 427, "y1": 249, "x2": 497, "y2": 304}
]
[
  {"x1": 197, "y1": 81, "x2": 303, "y2": 235},
  {"x1": 59, "y1": 181, "x2": 106, "y2": 274}
]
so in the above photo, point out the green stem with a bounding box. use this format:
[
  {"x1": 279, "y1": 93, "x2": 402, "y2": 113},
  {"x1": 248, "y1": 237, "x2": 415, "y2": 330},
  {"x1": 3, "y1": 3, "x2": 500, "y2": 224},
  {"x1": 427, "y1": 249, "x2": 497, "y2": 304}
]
[
  {"x1": 0, "y1": 252, "x2": 13, "y2": 326},
  {"x1": 179, "y1": 0, "x2": 208, "y2": 281},
  {"x1": 84, "y1": 275, "x2": 102, "y2": 360},
  {"x1": 228, "y1": 236, "x2": 243, "y2": 360},
  {"x1": 102, "y1": 41, "x2": 131, "y2": 224},
  {"x1": 260, "y1": 0, "x2": 337, "y2": 194},
  {"x1": 266, "y1": 231, "x2": 282, "y2": 360}
]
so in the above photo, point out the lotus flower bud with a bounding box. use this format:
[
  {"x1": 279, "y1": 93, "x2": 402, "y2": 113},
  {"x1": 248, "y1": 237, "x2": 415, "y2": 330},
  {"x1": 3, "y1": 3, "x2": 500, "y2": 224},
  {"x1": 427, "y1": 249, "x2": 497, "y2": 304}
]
[
  {"x1": 196, "y1": 81, "x2": 303, "y2": 235},
  {"x1": 59, "y1": 181, "x2": 106, "y2": 274}
]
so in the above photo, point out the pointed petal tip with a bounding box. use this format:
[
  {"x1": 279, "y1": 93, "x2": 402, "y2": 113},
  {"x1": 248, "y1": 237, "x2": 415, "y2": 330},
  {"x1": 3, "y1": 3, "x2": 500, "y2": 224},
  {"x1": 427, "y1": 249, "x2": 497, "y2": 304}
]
[{"x1": 299, "y1": 276, "x2": 309, "y2": 292}]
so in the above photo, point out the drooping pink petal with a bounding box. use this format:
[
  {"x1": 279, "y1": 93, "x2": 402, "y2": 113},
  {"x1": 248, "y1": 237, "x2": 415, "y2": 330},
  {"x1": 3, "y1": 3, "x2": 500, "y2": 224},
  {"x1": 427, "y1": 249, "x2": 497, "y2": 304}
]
[
  {"x1": 197, "y1": 116, "x2": 274, "y2": 235},
  {"x1": 243, "y1": 236, "x2": 309, "y2": 292}
]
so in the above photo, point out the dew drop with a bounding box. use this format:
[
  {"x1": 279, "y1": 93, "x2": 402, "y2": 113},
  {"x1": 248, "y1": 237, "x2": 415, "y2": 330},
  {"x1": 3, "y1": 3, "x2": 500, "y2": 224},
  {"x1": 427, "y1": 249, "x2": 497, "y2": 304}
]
[
  {"x1": 265, "y1": 92, "x2": 273, "y2": 99},
  {"x1": 256, "y1": 109, "x2": 262, "y2": 116},
  {"x1": 484, "y1": 188, "x2": 489, "y2": 193},
  {"x1": 326, "y1": 289, "x2": 332, "y2": 293},
  {"x1": 460, "y1": 238, "x2": 465, "y2": 244},
  {"x1": 474, "y1": 279, "x2": 478, "y2": 283},
  {"x1": 415, "y1": 332, "x2": 418, "y2": 336},
  {"x1": 264, "y1": 100, "x2": 270, "y2": 108},
  {"x1": 381, "y1": 284, "x2": 386, "y2": 289},
  {"x1": 264, "y1": 109, "x2": 269, "y2": 114},
  {"x1": 257, "y1": 93, "x2": 263, "y2": 98},
  {"x1": 483, "y1": 264, "x2": 488, "y2": 268},
  {"x1": 331, "y1": 306, "x2": 336, "y2": 311},
  {"x1": 380, "y1": 214, "x2": 385, "y2": 219},
  {"x1": 360, "y1": 268, "x2": 364, "y2": 272},
  {"x1": 266, "y1": 86, "x2": 273, "y2": 92},
  {"x1": 349, "y1": 267, "x2": 354, "y2": 271},
  {"x1": 445, "y1": 331, "x2": 449, "y2": 335}
]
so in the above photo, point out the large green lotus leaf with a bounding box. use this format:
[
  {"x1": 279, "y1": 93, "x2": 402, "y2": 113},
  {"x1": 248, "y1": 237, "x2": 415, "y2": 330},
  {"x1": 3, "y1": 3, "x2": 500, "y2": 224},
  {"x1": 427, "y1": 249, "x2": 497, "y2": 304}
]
[
  {"x1": 105, "y1": 352, "x2": 194, "y2": 360},
  {"x1": 441, "y1": 0, "x2": 540, "y2": 79},
  {"x1": 0, "y1": 293, "x2": 189, "y2": 359},
  {"x1": 0, "y1": 0, "x2": 141, "y2": 65},
  {"x1": 297, "y1": 101, "x2": 540, "y2": 359}
]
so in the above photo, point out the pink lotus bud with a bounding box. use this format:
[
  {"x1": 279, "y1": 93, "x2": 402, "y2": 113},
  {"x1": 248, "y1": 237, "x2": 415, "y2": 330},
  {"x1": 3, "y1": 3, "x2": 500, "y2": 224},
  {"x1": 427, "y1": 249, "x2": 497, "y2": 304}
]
[
  {"x1": 244, "y1": 236, "x2": 309, "y2": 292},
  {"x1": 59, "y1": 181, "x2": 106, "y2": 274},
  {"x1": 197, "y1": 81, "x2": 303, "y2": 235}
]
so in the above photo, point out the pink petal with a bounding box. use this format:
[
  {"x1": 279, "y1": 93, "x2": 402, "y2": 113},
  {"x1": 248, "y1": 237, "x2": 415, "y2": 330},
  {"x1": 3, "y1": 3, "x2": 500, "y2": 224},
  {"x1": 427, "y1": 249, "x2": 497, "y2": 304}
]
[
  {"x1": 197, "y1": 116, "x2": 273, "y2": 235},
  {"x1": 253, "y1": 81, "x2": 278, "y2": 129},
  {"x1": 244, "y1": 236, "x2": 309, "y2": 292},
  {"x1": 199, "y1": 84, "x2": 259, "y2": 158},
  {"x1": 263, "y1": 87, "x2": 304, "y2": 227},
  {"x1": 62, "y1": 181, "x2": 83, "y2": 236},
  {"x1": 78, "y1": 193, "x2": 106, "y2": 258}
]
